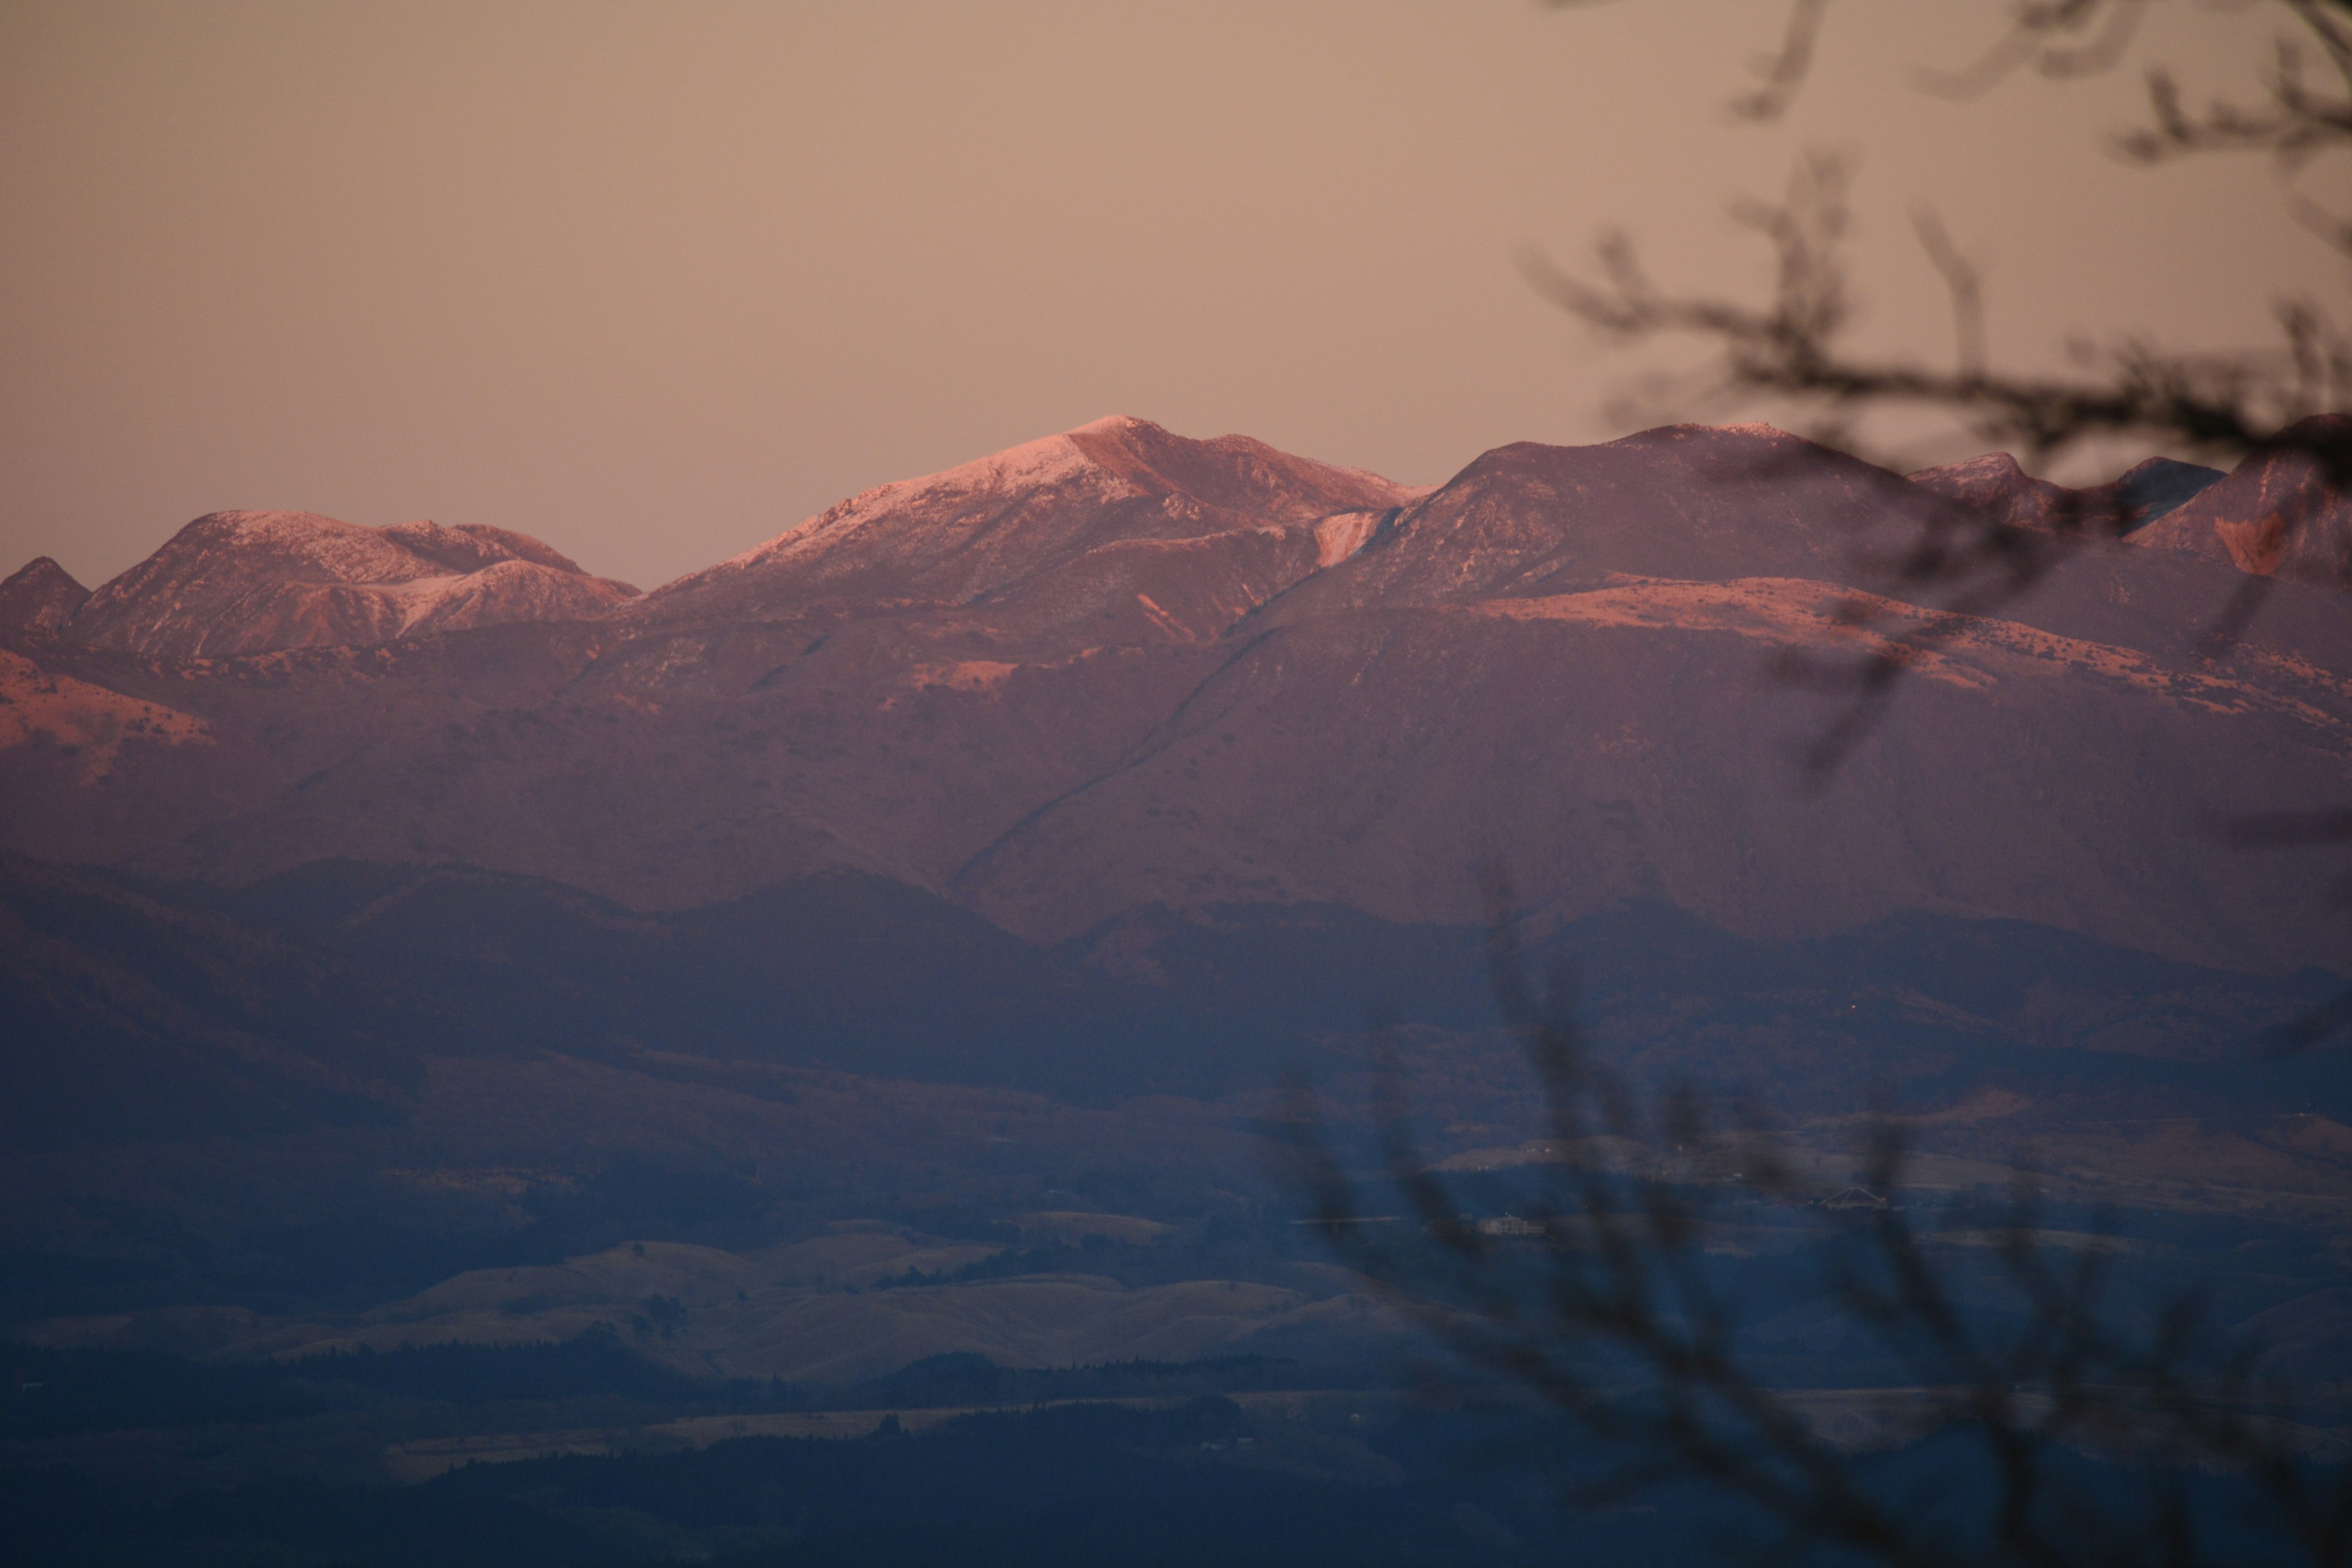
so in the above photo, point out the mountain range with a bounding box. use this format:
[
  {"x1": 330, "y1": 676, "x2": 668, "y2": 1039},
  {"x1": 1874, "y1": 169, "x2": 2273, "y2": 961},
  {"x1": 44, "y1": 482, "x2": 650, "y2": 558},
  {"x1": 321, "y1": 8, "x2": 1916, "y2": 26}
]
[
  {"x1": 6, "y1": 413, "x2": 2352, "y2": 1446},
  {"x1": 2, "y1": 414, "x2": 2345, "y2": 973}
]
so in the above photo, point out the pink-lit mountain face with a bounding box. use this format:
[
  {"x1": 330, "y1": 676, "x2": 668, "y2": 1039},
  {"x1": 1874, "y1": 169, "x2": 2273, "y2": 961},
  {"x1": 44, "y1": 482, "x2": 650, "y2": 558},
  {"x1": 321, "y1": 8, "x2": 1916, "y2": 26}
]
[
  {"x1": 627, "y1": 415, "x2": 1423, "y2": 639},
  {"x1": 23, "y1": 511, "x2": 640, "y2": 659},
  {"x1": 1, "y1": 417, "x2": 2343, "y2": 971}
]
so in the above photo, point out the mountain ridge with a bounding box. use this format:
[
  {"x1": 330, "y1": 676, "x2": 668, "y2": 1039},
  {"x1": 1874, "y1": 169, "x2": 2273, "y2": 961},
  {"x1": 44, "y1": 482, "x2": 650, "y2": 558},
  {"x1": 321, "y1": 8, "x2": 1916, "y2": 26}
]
[
  {"x1": 1, "y1": 418, "x2": 2345, "y2": 972},
  {"x1": 2131, "y1": 414, "x2": 2352, "y2": 587},
  {"x1": 622, "y1": 414, "x2": 1425, "y2": 638},
  {"x1": 10, "y1": 511, "x2": 640, "y2": 660}
]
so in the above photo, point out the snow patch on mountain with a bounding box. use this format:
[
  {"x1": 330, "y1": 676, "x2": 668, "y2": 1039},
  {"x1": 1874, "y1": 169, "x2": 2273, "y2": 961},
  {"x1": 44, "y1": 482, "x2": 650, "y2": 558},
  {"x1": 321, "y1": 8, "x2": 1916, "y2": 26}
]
[
  {"x1": 1313, "y1": 511, "x2": 1385, "y2": 568},
  {"x1": 628, "y1": 416, "x2": 1424, "y2": 627},
  {"x1": 1475, "y1": 574, "x2": 2350, "y2": 738},
  {"x1": 682, "y1": 428, "x2": 1121, "y2": 588},
  {"x1": 61, "y1": 511, "x2": 638, "y2": 658}
]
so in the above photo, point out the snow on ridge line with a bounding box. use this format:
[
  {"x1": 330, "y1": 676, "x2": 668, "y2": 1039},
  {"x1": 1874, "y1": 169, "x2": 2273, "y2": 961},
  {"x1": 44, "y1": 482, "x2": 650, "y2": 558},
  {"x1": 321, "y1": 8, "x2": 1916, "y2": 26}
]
[
  {"x1": 645, "y1": 425, "x2": 1125, "y2": 595},
  {"x1": 56, "y1": 507, "x2": 643, "y2": 658},
  {"x1": 638, "y1": 413, "x2": 1324, "y2": 603},
  {"x1": 631, "y1": 415, "x2": 1428, "y2": 607},
  {"x1": 85, "y1": 510, "x2": 622, "y2": 602}
]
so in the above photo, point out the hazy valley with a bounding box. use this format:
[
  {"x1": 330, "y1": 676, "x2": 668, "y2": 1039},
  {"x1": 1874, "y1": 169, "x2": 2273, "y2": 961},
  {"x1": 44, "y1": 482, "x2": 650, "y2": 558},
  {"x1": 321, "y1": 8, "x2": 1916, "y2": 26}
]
[{"x1": 5, "y1": 416, "x2": 2350, "y2": 1564}]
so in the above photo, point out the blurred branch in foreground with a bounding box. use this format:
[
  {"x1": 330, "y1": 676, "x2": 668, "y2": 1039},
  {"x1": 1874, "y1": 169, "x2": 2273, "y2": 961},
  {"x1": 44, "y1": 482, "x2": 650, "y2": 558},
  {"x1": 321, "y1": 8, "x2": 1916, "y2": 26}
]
[
  {"x1": 1281, "y1": 883, "x2": 2352, "y2": 1567},
  {"x1": 1529, "y1": 0, "x2": 2352, "y2": 628},
  {"x1": 1532, "y1": 2, "x2": 2352, "y2": 1044}
]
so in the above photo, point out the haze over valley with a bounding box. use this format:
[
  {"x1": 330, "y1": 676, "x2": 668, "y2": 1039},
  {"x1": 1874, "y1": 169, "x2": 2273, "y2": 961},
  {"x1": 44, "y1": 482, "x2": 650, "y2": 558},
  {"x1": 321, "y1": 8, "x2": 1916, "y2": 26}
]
[{"x1": 6, "y1": 415, "x2": 2350, "y2": 1563}]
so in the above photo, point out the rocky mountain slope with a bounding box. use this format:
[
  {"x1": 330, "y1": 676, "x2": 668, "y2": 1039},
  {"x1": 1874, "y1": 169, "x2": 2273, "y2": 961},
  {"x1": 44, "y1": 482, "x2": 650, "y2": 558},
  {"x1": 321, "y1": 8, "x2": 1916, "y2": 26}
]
[
  {"x1": 1, "y1": 417, "x2": 2344, "y2": 971},
  {"x1": 0, "y1": 557, "x2": 90, "y2": 635}
]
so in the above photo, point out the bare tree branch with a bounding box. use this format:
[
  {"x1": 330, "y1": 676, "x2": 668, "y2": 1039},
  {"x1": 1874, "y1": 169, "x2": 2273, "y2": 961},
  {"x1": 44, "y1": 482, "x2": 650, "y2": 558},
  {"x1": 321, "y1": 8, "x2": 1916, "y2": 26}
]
[
  {"x1": 1287, "y1": 889, "x2": 2352, "y2": 1568},
  {"x1": 1536, "y1": 1, "x2": 2352, "y2": 1068},
  {"x1": 1913, "y1": 208, "x2": 1989, "y2": 380},
  {"x1": 1546, "y1": 0, "x2": 1833, "y2": 123},
  {"x1": 1729, "y1": 0, "x2": 1837, "y2": 121}
]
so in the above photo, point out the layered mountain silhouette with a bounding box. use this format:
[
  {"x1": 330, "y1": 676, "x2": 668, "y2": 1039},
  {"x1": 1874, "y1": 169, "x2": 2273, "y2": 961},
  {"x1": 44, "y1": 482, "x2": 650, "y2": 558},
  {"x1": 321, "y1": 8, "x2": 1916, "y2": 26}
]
[
  {"x1": 1902, "y1": 413, "x2": 2352, "y2": 590},
  {"x1": 1906, "y1": 451, "x2": 2226, "y2": 535},
  {"x1": 2132, "y1": 415, "x2": 2352, "y2": 589},
  {"x1": 2, "y1": 417, "x2": 2346, "y2": 973}
]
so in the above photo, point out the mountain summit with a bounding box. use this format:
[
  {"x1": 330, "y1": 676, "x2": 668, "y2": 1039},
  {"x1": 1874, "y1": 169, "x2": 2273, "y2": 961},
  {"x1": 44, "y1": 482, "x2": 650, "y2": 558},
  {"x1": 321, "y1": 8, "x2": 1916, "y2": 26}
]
[
  {"x1": 628, "y1": 415, "x2": 1425, "y2": 636},
  {"x1": 43, "y1": 511, "x2": 639, "y2": 659},
  {"x1": 0, "y1": 556, "x2": 91, "y2": 636}
]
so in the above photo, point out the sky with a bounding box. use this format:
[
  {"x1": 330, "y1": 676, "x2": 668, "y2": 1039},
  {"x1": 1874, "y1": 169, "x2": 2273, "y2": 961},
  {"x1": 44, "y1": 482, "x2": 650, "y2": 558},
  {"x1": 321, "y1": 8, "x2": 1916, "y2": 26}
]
[{"x1": 2, "y1": 1, "x2": 2342, "y2": 592}]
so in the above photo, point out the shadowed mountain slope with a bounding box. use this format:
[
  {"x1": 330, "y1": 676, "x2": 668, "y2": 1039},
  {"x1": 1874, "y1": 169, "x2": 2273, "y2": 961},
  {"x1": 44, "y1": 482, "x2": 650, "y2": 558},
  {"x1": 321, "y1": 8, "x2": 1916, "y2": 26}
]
[
  {"x1": 2132, "y1": 415, "x2": 2352, "y2": 589},
  {"x1": 1906, "y1": 453, "x2": 2226, "y2": 537},
  {"x1": 6, "y1": 853, "x2": 2337, "y2": 1150},
  {"x1": 2, "y1": 846, "x2": 2345, "y2": 1356}
]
